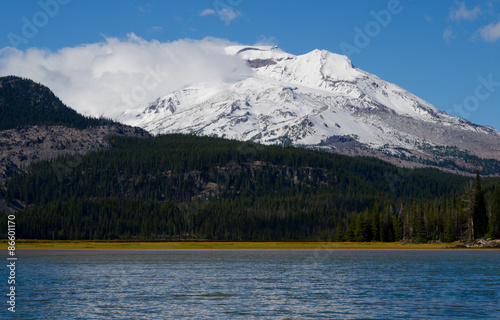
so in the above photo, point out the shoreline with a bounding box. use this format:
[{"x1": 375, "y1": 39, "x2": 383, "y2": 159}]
[{"x1": 4, "y1": 240, "x2": 499, "y2": 250}]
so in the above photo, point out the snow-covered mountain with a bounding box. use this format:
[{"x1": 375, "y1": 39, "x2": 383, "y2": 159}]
[{"x1": 116, "y1": 45, "x2": 500, "y2": 163}]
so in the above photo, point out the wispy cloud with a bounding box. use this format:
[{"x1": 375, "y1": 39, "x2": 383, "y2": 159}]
[
  {"x1": 0, "y1": 35, "x2": 251, "y2": 117},
  {"x1": 139, "y1": 3, "x2": 154, "y2": 13},
  {"x1": 449, "y1": 1, "x2": 481, "y2": 22},
  {"x1": 446, "y1": 1, "x2": 500, "y2": 43},
  {"x1": 149, "y1": 26, "x2": 163, "y2": 33},
  {"x1": 477, "y1": 21, "x2": 500, "y2": 42},
  {"x1": 218, "y1": 8, "x2": 241, "y2": 25},
  {"x1": 254, "y1": 35, "x2": 278, "y2": 46},
  {"x1": 443, "y1": 26, "x2": 456, "y2": 43},
  {"x1": 200, "y1": 9, "x2": 216, "y2": 16},
  {"x1": 200, "y1": 7, "x2": 242, "y2": 25},
  {"x1": 424, "y1": 13, "x2": 433, "y2": 24}
]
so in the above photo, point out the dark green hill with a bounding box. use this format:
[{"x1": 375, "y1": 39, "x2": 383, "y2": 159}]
[
  {"x1": 4, "y1": 133, "x2": 495, "y2": 241},
  {"x1": 0, "y1": 75, "x2": 116, "y2": 130}
]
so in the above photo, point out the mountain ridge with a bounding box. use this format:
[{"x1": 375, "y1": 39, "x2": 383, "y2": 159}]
[
  {"x1": 0, "y1": 76, "x2": 151, "y2": 182},
  {"x1": 0, "y1": 75, "x2": 118, "y2": 130}
]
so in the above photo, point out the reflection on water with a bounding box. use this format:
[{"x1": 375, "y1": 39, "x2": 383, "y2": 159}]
[{"x1": 3, "y1": 250, "x2": 500, "y2": 319}]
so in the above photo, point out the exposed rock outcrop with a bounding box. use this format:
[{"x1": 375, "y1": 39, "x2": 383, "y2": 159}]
[
  {"x1": 465, "y1": 239, "x2": 500, "y2": 248},
  {"x1": 0, "y1": 125, "x2": 150, "y2": 182}
]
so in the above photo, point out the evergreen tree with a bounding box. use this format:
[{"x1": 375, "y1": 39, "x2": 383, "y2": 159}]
[
  {"x1": 393, "y1": 205, "x2": 403, "y2": 241},
  {"x1": 379, "y1": 206, "x2": 387, "y2": 242},
  {"x1": 490, "y1": 184, "x2": 500, "y2": 238},
  {"x1": 371, "y1": 202, "x2": 380, "y2": 241},
  {"x1": 380, "y1": 205, "x2": 394, "y2": 242},
  {"x1": 335, "y1": 224, "x2": 344, "y2": 242},
  {"x1": 413, "y1": 203, "x2": 427, "y2": 243},
  {"x1": 344, "y1": 220, "x2": 355, "y2": 242},
  {"x1": 473, "y1": 170, "x2": 488, "y2": 238},
  {"x1": 443, "y1": 215, "x2": 455, "y2": 243},
  {"x1": 354, "y1": 209, "x2": 369, "y2": 242}
]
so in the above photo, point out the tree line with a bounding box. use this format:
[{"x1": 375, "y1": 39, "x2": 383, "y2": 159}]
[
  {"x1": 1, "y1": 134, "x2": 499, "y2": 241},
  {"x1": 343, "y1": 173, "x2": 500, "y2": 242}
]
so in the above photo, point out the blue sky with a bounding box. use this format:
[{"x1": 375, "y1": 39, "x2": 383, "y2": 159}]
[{"x1": 1, "y1": 0, "x2": 500, "y2": 130}]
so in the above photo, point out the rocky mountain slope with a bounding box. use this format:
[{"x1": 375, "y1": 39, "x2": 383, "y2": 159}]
[
  {"x1": 116, "y1": 46, "x2": 500, "y2": 172},
  {"x1": 0, "y1": 125, "x2": 149, "y2": 182},
  {"x1": 0, "y1": 76, "x2": 150, "y2": 182}
]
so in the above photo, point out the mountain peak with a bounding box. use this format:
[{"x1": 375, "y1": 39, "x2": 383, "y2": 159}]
[
  {"x1": 116, "y1": 45, "x2": 500, "y2": 168},
  {"x1": 298, "y1": 48, "x2": 359, "y2": 81},
  {"x1": 225, "y1": 46, "x2": 359, "y2": 84},
  {"x1": 245, "y1": 47, "x2": 362, "y2": 89},
  {"x1": 306, "y1": 49, "x2": 355, "y2": 70}
]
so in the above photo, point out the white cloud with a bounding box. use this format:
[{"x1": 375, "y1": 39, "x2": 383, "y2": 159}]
[
  {"x1": 449, "y1": 1, "x2": 481, "y2": 21},
  {"x1": 138, "y1": 3, "x2": 153, "y2": 13},
  {"x1": 477, "y1": 21, "x2": 500, "y2": 42},
  {"x1": 0, "y1": 35, "x2": 252, "y2": 117},
  {"x1": 443, "y1": 26, "x2": 456, "y2": 43},
  {"x1": 219, "y1": 8, "x2": 241, "y2": 25},
  {"x1": 200, "y1": 9, "x2": 216, "y2": 16},
  {"x1": 200, "y1": 7, "x2": 241, "y2": 25},
  {"x1": 424, "y1": 13, "x2": 433, "y2": 24},
  {"x1": 149, "y1": 26, "x2": 163, "y2": 33},
  {"x1": 254, "y1": 35, "x2": 278, "y2": 46}
]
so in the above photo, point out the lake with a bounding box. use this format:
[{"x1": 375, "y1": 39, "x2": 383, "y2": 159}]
[{"x1": 3, "y1": 249, "x2": 500, "y2": 319}]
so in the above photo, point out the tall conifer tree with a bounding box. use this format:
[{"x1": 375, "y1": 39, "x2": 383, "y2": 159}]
[
  {"x1": 490, "y1": 184, "x2": 500, "y2": 238},
  {"x1": 473, "y1": 170, "x2": 488, "y2": 238}
]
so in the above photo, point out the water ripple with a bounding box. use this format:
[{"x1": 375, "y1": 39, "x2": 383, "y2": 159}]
[{"x1": 2, "y1": 250, "x2": 499, "y2": 319}]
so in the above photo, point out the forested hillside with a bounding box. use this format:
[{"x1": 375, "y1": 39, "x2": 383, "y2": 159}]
[
  {"x1": 0, "y1": 76, "x2": 116, "y2": 130},
  {"x1": 2, "y1": 134, "x2": 498, "y2": 241}
]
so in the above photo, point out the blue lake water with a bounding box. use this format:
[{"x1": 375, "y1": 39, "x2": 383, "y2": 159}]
[{"x1": 2, "y1": 249, "x2": 500, "y2": 319}]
